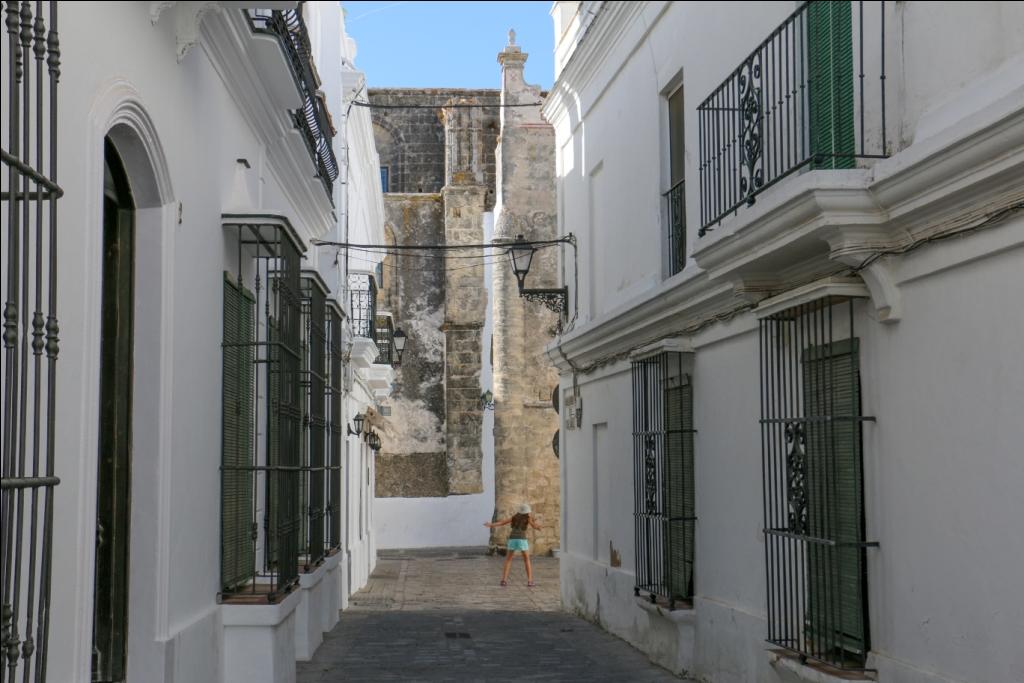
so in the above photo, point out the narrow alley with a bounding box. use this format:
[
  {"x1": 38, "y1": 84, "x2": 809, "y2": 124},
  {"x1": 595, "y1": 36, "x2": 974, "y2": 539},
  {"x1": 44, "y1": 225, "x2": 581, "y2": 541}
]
[{"x1": 297, "y1": 549, "x2": 679, "y2": 682}]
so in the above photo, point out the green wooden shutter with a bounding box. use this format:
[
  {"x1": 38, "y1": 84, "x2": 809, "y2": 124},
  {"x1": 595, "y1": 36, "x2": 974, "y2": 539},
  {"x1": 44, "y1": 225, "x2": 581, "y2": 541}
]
[
  {"x1": 809, "y1": 0, "x2": 855, "y2": 169},
  {"x1": 803, "y1": 338, "x2": 867, "y2": 658},
  {"x1": 665, "y1": 376, "x2": 695, "y2": 600},
  {"x1": 266, "y1": 317, "x2": 281, "y2": 569},
  {"x1": 222, "y1": 275, "x2": 255, "y2": 590}
]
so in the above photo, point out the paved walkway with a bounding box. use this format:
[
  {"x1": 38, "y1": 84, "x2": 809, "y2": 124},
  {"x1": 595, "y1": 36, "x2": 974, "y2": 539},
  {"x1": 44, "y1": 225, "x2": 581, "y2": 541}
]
[{"x1": 298, "y1": 547, "x2": 680, "y2": 682}]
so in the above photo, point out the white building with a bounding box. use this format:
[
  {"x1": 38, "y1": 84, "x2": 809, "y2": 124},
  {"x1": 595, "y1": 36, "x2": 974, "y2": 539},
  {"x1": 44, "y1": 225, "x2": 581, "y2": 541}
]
[
  {"x1": 545, "y1": 2, "x2": 1024, "y2": 682},
  {"x1": 1, "y1": 2, "x2": 388, "y2": 682}
]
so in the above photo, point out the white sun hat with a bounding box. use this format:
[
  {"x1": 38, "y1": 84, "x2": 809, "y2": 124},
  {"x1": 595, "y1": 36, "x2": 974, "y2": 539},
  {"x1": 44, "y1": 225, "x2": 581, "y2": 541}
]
[{"x1": 518, "y1": 504, "x2": 531, "y2": 514}]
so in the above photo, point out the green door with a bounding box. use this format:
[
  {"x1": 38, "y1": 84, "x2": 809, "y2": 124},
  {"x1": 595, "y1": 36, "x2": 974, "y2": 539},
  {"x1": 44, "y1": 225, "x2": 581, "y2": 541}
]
[
  {"x1": 92, "y1": 138, "x2": 135, "y2": 683},
  {"x1": 808, "y1": 0, "x2": 855, "y2": 169}
]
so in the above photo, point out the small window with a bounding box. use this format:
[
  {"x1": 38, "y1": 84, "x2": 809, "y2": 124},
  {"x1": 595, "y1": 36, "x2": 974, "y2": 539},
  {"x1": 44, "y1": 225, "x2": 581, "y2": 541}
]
[
  {"x1": 665, "y1": 86, "x2": 686, "y2": 275},
  {"x1": 632, "y1": 351, "x2": 695, "y2": 607},
  {"x1": 380, "y1": 166, "x2": 390, "y2": 192}
]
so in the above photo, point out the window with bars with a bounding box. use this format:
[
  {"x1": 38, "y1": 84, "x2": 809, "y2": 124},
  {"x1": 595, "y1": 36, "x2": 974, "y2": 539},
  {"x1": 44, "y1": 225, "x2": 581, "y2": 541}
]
[
  {"x1": 220, "y1": 220, "x2": 304, "y2": 602},
  {"x1": 326, "y1": 302, "x2": 345, "y2": 552},
  {"x1": 759, "y1": 295, "x2": 874, "y2": 670},
  {"x1": 348, "y1": 272, "x2": 377, "y2": 340},
  {"x1": 632, "y1": 351, "x2": 695, "y2": 607},
  {"x1": 300, "y1": 272, "x2": 329, "y2": 571}
]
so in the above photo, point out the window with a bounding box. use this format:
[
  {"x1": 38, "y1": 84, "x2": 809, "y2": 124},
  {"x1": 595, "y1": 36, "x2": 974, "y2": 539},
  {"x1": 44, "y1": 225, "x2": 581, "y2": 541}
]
[
  {"x1": 759, "y1": 295, "x2": 873, "y2": 670},
  {"x1": 300, "y1": 274, "x2": 329, "y2": 570},
  {"x1": 221, "y1": 275, "x2": 256, "y2": 592},
  {"x1": 665, "y1": 86, "x2": 686, "y2": 275},
  {"x1": 220, "y1": 221, "x2": 304, "y2": 602},
  {"x1": 632, "y1": 351, "x2": 695, "y2": 607},
  {"x1": 380, "y1": 166, "x2": 390, "y2": 192},
  {"x1": 326, "y1": 303, "x2": 345, "y2": 551}
]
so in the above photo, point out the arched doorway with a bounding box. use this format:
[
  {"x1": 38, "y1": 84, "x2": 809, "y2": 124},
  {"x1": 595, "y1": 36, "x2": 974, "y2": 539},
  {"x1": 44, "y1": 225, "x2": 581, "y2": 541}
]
[{"x1": 91, "y1": 137, "x2": 136, "y2": 682}]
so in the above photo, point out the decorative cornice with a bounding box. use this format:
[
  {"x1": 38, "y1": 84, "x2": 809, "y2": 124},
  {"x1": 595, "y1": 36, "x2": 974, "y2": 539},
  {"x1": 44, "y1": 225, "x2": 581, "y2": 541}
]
[
  {"x1": 544, "y1": 1, "x2": 669, "y2": 129},
  {"x1": 200, "y1": 8, "x2": 333, "y2": 241}
]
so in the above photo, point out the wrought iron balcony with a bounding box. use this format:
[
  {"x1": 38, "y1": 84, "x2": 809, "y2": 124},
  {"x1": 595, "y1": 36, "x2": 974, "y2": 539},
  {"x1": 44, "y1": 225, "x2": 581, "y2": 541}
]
[
  {"x1": 247, "y1": 6, "x2": 339, "y2": 201},
  {"x1": 373, "y1": 314, "x2": 394, "y2": 366},
  {"x1": 348, "y1": 273, "x2": 377, "y2": 340},
  {"x1": 697, "y1": 1, "x2": 888, "y2": 236}
]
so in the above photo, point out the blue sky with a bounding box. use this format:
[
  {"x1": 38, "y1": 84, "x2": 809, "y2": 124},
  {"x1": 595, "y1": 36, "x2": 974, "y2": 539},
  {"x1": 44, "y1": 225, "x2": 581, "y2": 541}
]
[{"x1": 340, "y1": 1, "x2": 554, "y2": 90}]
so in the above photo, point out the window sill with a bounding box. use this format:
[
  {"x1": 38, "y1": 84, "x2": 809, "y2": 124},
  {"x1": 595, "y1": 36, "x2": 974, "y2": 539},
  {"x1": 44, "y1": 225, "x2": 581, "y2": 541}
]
[
  {"x1": 634, "y1": 595, "x2": 695, "y2": 623},
  {"x1": 766, "y1": 649, "x2": 876, "y2": 683}
]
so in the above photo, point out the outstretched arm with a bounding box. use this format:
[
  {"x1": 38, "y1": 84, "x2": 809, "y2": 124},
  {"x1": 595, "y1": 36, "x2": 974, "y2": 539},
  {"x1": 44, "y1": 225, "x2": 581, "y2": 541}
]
[
  {"x1": 484, "y1": 518, "x2": 512, "y2": 528},
  {"x1": 529, "y1": 517, "x2": 542, "y2": 530}
]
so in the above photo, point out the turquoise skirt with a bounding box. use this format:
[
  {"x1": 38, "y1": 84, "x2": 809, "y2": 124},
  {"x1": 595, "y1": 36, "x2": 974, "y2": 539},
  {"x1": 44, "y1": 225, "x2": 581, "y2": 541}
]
[{"x1": 507, "y1": 538, "x2": 529, "y2": 552}]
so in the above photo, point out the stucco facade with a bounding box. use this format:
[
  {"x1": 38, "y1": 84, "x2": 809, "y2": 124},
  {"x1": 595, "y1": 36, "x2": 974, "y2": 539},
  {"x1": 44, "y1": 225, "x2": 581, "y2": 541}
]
[
  {"x1": 0, "y1": 3, "x2": 384, "y2": 682},
  {"x1": 546, "y1": 1, "x2": 1024, "y2": 682}
]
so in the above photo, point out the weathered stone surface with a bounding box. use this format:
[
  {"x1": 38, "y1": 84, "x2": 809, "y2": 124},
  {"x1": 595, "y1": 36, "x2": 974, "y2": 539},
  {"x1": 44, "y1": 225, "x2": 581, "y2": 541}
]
[
  {"x1": 369, "y1": 58, "x2": 559, "y2": 534},
  {"x1": 376, "y1": 193, "x2": 449, "y2": 497},
  {"x1": 375, "y1": 452, "x2": 448, "y2": 498},
  {"x1": 490, "y1": 39, "x2": 561, "y2": 555},
  {"x1": 370, "y1": 88, "x2": 499, "y2": 211}
]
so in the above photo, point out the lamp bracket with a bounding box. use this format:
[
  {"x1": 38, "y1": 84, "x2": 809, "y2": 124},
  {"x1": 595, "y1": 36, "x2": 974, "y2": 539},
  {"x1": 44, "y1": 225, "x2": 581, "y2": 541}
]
[{"x1": 521, "y1": 287, "x2": 569, "y2": 321}]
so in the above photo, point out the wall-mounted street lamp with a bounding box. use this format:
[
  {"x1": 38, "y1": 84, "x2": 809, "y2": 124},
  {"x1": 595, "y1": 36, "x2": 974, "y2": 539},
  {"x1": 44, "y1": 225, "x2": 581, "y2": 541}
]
[
  {"x1": 481, "y1": 389, "x2": 495, "y2": 411},
  {"x1": 347, "y1": 412, "x2": 365, "y2": 437},
  {"x1": 392, "y1": 328, "x2": 408, "y2": 366},
  {"x1": 508, "y1": 234, "x2": 569, "y2": 318},
  {"x1": 366, "y1": 431, "x2": 381, "y2": 451}
]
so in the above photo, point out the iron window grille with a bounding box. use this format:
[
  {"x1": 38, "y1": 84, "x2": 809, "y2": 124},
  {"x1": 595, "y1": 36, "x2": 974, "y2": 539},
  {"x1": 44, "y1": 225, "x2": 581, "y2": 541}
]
[
  {"x1": 348, "y1": 272, "x2": 377, "y2": 340},
  {"x1": 325, "y1": 301, "x2": 345, "y2": 553},
  {"x1": 1, "y1": 2, "x2": 62, "y2": 679},
  {"x1": 221, "y1": 220, "x2": 304, "y2": 603},
  {"x1": 697, "y1": 1, "x2": 889, "y2": 236},
  {"x1": 631, "y1": 352, "x2": 696, "y2": 608},
  {"x1": 373, "y1": 314, "x2": 393, "y2": 366},
  {"x1": 759, "y1": 295, "x2": 876, "y2": 670},
  {"x1": 299, "y1": 272, "x2": 329, "y2": 571},
  {"x1": 246, "y1": 5, "x2": 339, "y2": 202}
]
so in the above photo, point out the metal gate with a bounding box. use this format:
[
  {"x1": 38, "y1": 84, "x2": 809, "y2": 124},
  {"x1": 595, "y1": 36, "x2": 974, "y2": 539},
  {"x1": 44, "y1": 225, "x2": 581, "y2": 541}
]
[{"x1": 2, "y1": 1, "x2": 62, "y2": 680}]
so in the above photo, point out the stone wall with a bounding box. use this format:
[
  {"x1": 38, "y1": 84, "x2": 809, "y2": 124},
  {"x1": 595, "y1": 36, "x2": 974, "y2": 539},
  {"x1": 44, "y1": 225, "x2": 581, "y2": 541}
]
[
  {"x1": 369, "y1": 50, "x2": 560, "y2": 549},
  {"x1": 375, "y1": 194, "x2": 448, "y2": 497},
  {"x1": 489, "y1": 39, "x2": 561, "y2": 554},
  {"x1": 370, "y1": 88, "x2": 500, "y2": 210}
]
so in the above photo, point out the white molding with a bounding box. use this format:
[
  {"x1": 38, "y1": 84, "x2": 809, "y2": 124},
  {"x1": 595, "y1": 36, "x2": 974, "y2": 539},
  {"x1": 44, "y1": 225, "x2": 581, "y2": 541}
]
[
  {"x1": 199, "y1": 9, "x2": 334, "y2": 241},
  {"x1": 544, "y1": 1, "x2": 671, "y2": 130},
  {"x1": 350, "y1": 337, "x2": 379, "y2": 370},
  {"x1": 221, "y1": 588, "x2": 301, "y2": 627},
  {"x1": 754, "y1": 277, "x2": 870, "y2": 320},
  {"x1": 73, "y1": 79, "x2": 179, "y2": 676}
]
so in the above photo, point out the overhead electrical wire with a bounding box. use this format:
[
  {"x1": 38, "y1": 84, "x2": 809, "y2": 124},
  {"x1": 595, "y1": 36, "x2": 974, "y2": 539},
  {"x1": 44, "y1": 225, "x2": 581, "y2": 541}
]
[
  {"x1": 312, "y1": 237, "x2": 570, "y2": 251},
  {"x1": 350, "y1": 100, "x2": 548, "y2": 109}
]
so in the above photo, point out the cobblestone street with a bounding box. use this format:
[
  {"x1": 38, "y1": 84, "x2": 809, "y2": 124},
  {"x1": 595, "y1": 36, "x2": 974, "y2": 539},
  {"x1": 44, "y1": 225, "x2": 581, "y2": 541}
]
[{"x1": 297, "y1": 548, "x2": 679, "y2": 682}]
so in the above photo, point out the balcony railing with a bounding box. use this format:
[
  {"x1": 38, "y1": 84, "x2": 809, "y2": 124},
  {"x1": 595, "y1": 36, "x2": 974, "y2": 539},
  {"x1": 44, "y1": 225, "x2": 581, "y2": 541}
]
[
  {"x1": 348, "y1": 273, "x2": 377, "y2": 340},
  {"x1": 664, "y1": 179, "x2": 686, "y2": 275},
  {"x1": 248, "y1": 6, "x2": 339, "y2": 202},
  {"x1": 697, "y1": 1, "x2": 888, "y2": 236},
  {"x1": 374, "y1": 314, "x2": 394, "y2": 366}
]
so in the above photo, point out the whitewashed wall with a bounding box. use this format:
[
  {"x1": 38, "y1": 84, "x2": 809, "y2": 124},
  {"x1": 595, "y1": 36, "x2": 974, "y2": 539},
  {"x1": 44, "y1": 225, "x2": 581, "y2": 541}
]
[
  {"x1": 36, "y1": 2, "x2": 375, "y2": 682},
  {"x1": 548, "y1": 1, "x2": 1024, "y2": 682}
]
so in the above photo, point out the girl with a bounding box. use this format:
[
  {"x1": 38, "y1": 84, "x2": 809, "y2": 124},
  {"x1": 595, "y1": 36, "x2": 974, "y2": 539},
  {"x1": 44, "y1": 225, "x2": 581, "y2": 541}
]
[{"x1": 485, "y1": 504, "x2": 542, "y2": 587}]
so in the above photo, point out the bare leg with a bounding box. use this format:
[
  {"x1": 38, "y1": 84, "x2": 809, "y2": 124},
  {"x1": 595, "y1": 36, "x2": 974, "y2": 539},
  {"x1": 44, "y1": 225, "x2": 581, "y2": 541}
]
[
  {"x1": 501, "y1": 550, "x2": 515, "y2": 582},
  {"x1": 522, "y1": 551, "x2": 533, "y2": 583}
]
